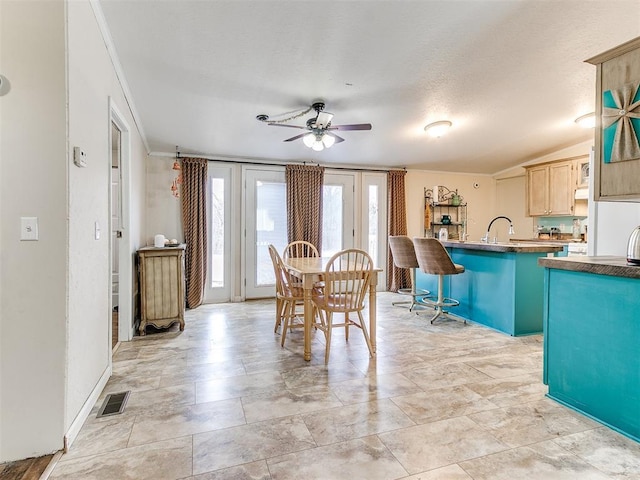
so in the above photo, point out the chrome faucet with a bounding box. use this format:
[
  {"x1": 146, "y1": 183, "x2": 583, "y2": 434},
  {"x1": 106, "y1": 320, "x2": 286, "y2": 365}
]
[{"x1": 481, "y1": 216, "x2": 515, "y2": 243}]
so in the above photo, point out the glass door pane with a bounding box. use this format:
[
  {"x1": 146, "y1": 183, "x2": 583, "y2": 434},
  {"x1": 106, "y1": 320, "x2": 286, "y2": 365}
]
[
  {"x1": 362, "y1": 172, "x2": 387, "y2": 289},
  {"x1": 322, "y1": 173, "x2": 354, "y2": 257},
  {"x1": 245, "y1": 167, "x2": 287, "y2": 299},
  {"x1": 205, "y1": 165, "x2": 232, "y2": 303}
]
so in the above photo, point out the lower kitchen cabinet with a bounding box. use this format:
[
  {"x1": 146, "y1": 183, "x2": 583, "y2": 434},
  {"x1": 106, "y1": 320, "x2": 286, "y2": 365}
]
[
  {"x1": 138, "y1": 245, "x2": 185, "y2": 335},
  {"x1": 540, "y1": 256, "x2": 640, "y2": 442}
]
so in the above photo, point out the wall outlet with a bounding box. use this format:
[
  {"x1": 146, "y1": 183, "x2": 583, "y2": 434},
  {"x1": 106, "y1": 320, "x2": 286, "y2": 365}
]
[{"x1": 20, "y1": 217, "x2": 38, "y2": 241}]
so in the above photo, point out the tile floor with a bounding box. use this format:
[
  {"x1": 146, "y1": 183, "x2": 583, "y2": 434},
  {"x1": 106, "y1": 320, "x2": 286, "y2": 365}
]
[{"x1": 48, "y1": 293, "x2": 640, "y2": 479}]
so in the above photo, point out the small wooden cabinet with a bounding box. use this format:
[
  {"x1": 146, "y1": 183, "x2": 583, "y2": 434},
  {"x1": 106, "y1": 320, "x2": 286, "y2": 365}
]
[
  {"x1": 138, "y1": 245, "x2": 185, "y2": 335},
  {"x1": 586, "y1": 36, "x2": 640, "y2": 201},
  {"x1": 525, "y1": 159, "x2": 577, "y2": 216}
]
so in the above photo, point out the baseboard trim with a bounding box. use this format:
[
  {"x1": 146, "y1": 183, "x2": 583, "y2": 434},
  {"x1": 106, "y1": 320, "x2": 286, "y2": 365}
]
[
  {"x1": 63, "y1": 364, "x2": 112, "y2": 452},
  {"x1": 39, "y1": 450, "x2": 64, "y2": 480}
]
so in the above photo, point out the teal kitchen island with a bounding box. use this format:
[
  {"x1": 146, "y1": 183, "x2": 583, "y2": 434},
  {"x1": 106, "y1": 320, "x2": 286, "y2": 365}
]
[
  {"x1": 415, "y1": 240, "x2": 563, "y2": 336},
  {"x1": 538, "y1": 256, "x2": 640, "y2": 442}
]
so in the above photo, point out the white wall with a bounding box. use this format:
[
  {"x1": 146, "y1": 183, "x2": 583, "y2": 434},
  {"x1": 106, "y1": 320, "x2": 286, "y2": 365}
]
[
  {"x1": 146, "y1": 155, "x2": 183, "y2": 246},
  {"x1": 593, "y1": 202, "x2": 640, "y2": 255},
  {"x1": 496, "y1": 175, "x2": 535, "y2": 240},
  {"x1": 66, "y1": 0, "x2": 148, "y2": 434},
  {"x1": 0, "y1": 0, "x2": 67, "y2": 460},
  {"x1": 0, "y1": 0, "x2": 148, "y2": 461}
]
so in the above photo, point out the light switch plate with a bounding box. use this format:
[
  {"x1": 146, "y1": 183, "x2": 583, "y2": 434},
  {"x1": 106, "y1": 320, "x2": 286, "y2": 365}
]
[
  {"x1": 21, "y1": 217, "x2": 38, "y2": 241},
  {"x1": 73, "y1": 146, "x2": 87, "y2": 168}
]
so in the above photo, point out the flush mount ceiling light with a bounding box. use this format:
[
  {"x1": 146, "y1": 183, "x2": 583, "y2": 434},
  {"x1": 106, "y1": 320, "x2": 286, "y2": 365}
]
[
  {"x1": 575, "y1": 113, "x2": 596, "y2": 129},
  {"x1": 424, "y1": 120, "x2": 452, "y2": 138}
]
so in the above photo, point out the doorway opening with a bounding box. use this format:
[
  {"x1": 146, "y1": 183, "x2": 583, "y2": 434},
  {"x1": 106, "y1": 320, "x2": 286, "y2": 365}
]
[
  {"x1": 111, "y1": 121, "x2": 121, "y2": 350},
  {"x1": 109, "y1": 99, "x2": 133, "y2": 353}
]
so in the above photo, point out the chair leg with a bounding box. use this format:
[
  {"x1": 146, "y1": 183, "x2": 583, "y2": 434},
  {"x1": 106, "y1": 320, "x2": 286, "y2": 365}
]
[
  {"x1": 344, "y1": 312, "x2": 349, "y2": 341},
  {"x1": 430, "y1": 275, "x2": 445, "y2": 324},
  {"x1": 324, "y1": 312, "x2": 333, "y2": 364},
  {"x1": 356, "y1": 310, "x2": 373, "y2": 357},
  {"x1": 274, "y1": 297, "x2": 284, "y2": 332},
  {"x1": 280, "y1": 300, "x2": 293, "y2": 347}
]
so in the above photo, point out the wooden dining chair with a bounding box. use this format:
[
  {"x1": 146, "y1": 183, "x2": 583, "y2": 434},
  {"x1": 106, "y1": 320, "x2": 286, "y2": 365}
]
[
  {"x1": 268, "y1": 244, "x2": 305, "y2": 346},
  {"x1": 283, "y1": 240, "x2": 325, "y2": 290},
  {"x1": 283, "y1": 240, "x2": 319, "y2": 260},
  {"x1": 312, "y1": 248, "x2": 374, "y2": 364}
]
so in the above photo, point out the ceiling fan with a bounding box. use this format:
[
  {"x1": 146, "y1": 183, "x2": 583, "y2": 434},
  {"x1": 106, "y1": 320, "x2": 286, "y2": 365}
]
[{"x1": 256, "y1": 102, "x2": 372, "y2": 151}]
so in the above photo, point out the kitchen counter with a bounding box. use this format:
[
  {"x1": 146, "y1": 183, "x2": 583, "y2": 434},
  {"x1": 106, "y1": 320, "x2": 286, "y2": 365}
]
[
  {"x1": 538, "y1": 255, "x2": 640, "y2": 279},
  {"x1": 416, "y1": 241, "x2": 564, "y2": 335},
  {"x1": 442, "y1": 240, "x2": 564, "y2": 254},
  {"x1": 541, "y1": 256, "x2": 640, "y2": 442},
  {"x1": 511, "y1": 238, "x2": 586, "y2": 244}
]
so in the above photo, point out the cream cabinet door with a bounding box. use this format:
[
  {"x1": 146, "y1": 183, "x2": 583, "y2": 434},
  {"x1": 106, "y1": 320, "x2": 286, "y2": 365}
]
[
  {"x1": 548, "y1": 161, "x2": 574, "y2": 215},
  {"x1": 526, "y1": 165, "x2": 549, "y2": 216},
  {"x1": 526, "y1": 160, "x2": 576, "y2": 216}
]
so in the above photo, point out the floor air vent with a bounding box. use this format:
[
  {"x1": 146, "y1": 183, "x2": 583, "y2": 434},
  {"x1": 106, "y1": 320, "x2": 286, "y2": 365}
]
[{"x1": 97, "y1": 391, "x2": 130, "y2": 418}]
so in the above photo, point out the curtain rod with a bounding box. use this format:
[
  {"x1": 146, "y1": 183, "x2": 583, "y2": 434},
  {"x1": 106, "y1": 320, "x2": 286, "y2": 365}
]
[{"x1": 171, "y1": 152, "x2": 402, "y2": 174}]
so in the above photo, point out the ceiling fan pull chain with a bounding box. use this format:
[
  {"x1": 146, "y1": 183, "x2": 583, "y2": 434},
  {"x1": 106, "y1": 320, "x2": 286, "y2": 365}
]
[{"x1": 256, "y1": 106, "x2": 314, "y2": 125}]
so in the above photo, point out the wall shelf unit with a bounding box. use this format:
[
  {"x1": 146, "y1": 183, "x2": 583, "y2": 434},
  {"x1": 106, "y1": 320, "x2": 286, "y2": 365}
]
[{"x1": 424, "y1": 186, "x2": 468, "y2": 240}]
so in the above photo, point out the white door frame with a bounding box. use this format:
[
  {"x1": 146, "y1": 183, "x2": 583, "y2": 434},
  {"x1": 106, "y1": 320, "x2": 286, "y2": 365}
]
[{"x1": 109, "y1": 98, "x2": 133, "y2": 343}]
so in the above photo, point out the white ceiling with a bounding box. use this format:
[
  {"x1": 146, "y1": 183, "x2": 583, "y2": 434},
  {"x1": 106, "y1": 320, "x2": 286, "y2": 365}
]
[{"x1": 98, "y1": 0, "x2": 640, "y2": 174}]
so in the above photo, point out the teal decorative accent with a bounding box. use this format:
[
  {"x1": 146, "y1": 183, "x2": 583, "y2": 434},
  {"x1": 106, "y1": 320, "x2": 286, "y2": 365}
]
[
  {"x1": 416, "y1": 247, "x2": 553, "y2": 335},
  {"x1": 543, "y1": 267, "x2": 640, "y2": 442},
  {"x1": 602, "y1": 82, "x2": 640, "y2": 163},
  {"x1": 603, "y1": 89, "x2": 618, "y2": 164}
]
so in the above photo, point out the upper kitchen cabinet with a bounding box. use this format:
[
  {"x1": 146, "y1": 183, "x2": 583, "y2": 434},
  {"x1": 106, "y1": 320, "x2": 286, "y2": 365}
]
[
  {"x1": 525, "y1": 158, "x2": 577, "y2": 216},
  {"x1": 586, "y1": 36, "x2": 640, "y2": 201}
]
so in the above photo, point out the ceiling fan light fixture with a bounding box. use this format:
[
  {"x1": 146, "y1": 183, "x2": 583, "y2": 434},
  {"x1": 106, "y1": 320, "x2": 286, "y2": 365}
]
[
  {"x1": 424, "y1": 120, "x2": 452, "y2": 138},
  {"x1": 311, "y1": 140, "x2": 324, "y2": 151},
  {"x1": 321, "y1": 133, "x2": 335, "y2": 148},
  {"x1": 575, "y1": 112, "x2": 595, "y2": 129},
  {"x1": 302, "y1": 133, "x2": 315, "y2": 148}
]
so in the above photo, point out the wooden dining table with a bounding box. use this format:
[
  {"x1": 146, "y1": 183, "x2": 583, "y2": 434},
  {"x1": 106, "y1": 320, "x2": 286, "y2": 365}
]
[{"x1": 283, "y1": 256, "x2": 381, "y2": 361}]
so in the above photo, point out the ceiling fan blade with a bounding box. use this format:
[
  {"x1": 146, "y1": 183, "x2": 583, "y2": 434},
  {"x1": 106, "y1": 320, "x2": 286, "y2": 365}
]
[
  {"x1": 325, "y1": 132, "x2": 345, "y2": 143},
  {"x1": 283, "y1": 132, "x2": 309, "y2": 142},
  {"x1": 328, "y1": 123, "x2": 372, "y2": 131},
  {"x1": 268, "y1": 123, "x2": 305, "y2": 129}
]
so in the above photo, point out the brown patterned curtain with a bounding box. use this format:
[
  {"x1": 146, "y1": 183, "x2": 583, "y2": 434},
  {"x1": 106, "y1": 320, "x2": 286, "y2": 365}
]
[
  {"x1": 387, "y1": 170, "x2": 410, "y2": 292},
  {"x1": 181, "y1": 157, "x2": 208, "y2": 308},
  {"x1": 285, "y1": 164, "x2": 325, "y2": 253}
]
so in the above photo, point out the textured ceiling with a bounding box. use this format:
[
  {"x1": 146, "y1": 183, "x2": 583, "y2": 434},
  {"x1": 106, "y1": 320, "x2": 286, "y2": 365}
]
[{"x1": 98, "y1": 0, "x2": 640, "y2": 174}]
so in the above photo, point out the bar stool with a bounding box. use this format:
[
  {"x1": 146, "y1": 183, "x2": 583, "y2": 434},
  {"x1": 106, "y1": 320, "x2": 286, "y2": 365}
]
[
  {"x1": 388, "y1": 236, "x2": 431, "y2": 312},
  {"x1": 413, "y1": 237, "x2": 465, "y2": 324}
]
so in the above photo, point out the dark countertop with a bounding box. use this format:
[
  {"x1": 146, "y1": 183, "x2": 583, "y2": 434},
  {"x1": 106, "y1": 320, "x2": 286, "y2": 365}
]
[
  {"x1": 511, "y1": 238, "x2": 586, "y2": 244},
  {"x1": 442, "y1": 240, "x2": 564, "y2": 253},
  {"x1": 538, "y1": 255, "x2": 640, "y2": 279}
]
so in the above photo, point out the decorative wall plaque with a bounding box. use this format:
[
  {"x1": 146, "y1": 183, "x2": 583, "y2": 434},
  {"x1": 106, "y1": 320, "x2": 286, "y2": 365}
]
[{"x1": 602, "y1": 80, "x2": 640, "y2": 163}]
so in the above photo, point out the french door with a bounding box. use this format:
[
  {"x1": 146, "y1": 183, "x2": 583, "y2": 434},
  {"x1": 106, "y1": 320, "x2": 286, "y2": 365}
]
[
  {"x1": 322, "y1": 172, "x2": 355, "y2": 256},
  {"x1": 244, "y1": 167, "x2": 287, "y2": 298},
  {"x1": 208, "y1": 165, "x2": 388, "y2": 301},
  {"x1": 204, "y1": 165, "x2": 234, "y2": 303},
  {"x1": 361, "y1": 172, "x2": 388, "y2": 290}
]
